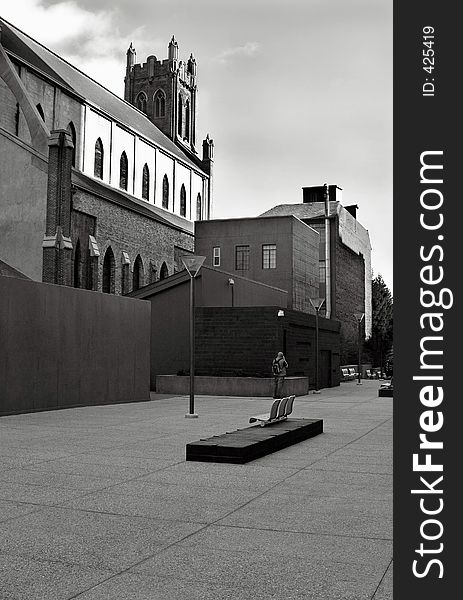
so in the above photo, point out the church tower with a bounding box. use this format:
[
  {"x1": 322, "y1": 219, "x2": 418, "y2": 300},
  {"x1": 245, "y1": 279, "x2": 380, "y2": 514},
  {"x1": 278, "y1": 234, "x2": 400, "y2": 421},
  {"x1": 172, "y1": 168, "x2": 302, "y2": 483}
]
[{"x1": 124, "y1": 36, "x2": 198, "y2": 154}]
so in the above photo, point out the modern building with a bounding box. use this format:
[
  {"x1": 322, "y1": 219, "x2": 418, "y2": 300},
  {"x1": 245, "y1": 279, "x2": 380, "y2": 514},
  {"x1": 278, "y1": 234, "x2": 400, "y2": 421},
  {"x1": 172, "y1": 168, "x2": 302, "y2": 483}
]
[
  {"x1": 194, "y1": 215, "x2": 320, "y2": 313},
  {"x1": 129, "y1": 265, "x2": 340, "y2": 389},
  {"x1": 0, "y1": 17, "x2": 213, "y2": 293},
  {"x1": 261, "y1": 184, "x2": 372, "y2": 363}
]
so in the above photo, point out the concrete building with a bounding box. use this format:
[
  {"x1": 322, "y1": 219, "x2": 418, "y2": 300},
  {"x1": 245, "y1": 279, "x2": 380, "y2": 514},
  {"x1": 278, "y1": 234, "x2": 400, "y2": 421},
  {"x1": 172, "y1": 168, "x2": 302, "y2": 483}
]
[
  {"x1": 194, "y1": 215, "x2": 320, "y2": 314},
  {"x1": 261, "y1": 184, "x2": 372, "y2": 364},
  {"x1": 0, "y1": 17, "x2": 213, "y2": 292},
  {"x1": 129, "y1": 265, "x2": 340, "y2": 389}
]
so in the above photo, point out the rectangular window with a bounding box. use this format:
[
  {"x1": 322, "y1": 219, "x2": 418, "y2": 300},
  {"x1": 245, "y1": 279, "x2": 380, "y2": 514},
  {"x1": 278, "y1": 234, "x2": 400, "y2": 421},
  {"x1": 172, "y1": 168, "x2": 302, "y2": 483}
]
[
  {"x1": 213, "y1": 246, "x2": 221, "y2": 267},
  {"x1": 235, "y1": 245, "x2": 250, "y2": 270},
  {"x1": 262, "y1": 244, "x2": 277, "y2": 269}
]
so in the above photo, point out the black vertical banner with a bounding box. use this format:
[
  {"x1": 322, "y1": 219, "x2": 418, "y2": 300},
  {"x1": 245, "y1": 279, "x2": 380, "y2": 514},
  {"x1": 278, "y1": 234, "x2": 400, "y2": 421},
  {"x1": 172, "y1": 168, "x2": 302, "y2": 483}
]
[{"x1": 395, "y1": 2, "x2": 460, "y2": 598}]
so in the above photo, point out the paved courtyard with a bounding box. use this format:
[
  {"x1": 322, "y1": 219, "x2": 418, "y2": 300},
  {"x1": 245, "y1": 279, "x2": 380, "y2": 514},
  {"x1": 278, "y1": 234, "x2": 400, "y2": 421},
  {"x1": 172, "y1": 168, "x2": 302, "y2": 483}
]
[{"x1": 0, "y1": 380, "x2": 392, "y2": 600}]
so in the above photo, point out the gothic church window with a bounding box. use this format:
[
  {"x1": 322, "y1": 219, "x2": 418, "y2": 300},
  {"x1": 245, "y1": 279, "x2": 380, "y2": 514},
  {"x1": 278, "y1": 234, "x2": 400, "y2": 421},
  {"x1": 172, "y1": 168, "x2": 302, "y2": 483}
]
[
  {"x1": 67, "y1": 121, "x2": 76, "y2": 167},
  {"x1": 160, "y1": 262, "x2": 169, "y2": 280},
  {"x1": 162, "y1": 174, "x2": 169, "y2": 208},
  {"x1": 102, "y1": 247, "x2": 115, "y2": 293},
  {"x1": 119, "y1": 151, "x2": 128, "y2": 191},
  {"x1": 142, "y1": 164, "x2": 150, "y2": 200},
  {"x1": 154, "y1": 90, "x2": 166, "y2": 117},
  {"x1": 180, "y1": 184, "x2": 187, "y2": 217},
  {"x1": 177, "y1": 94, "x2": 183, "y2": 136},
  {"x1": 132, "y1": 254, "x2": 144, "y2": 291},
  {"x1": 185, "y1": 100, "x2": 190, "y2": 141},
  {"x1": 136, "y1": 92, "x2": 147, "y2": 113},
  {"x1": 196, "y1": 193, "x2": 202, "y2": 221},
  {"x1": 94, "y1": 138, "x2": 104, "y2": 179}
]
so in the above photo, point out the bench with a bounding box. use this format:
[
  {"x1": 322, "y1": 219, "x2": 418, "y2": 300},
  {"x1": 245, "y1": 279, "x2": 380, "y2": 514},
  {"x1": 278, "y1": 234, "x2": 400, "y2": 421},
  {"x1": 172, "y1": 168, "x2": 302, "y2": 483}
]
[{"x1": 249, "y1": 395, "x2": 296, "y2": 427}]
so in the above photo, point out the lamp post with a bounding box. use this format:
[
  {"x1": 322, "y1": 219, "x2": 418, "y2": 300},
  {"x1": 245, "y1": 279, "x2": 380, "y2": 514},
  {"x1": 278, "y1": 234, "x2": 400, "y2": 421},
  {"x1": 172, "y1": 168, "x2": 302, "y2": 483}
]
[
  {"x1": 309, "y1": 297, "x2": 325, "y2": 394},
  {"x1": 181, "y1": 255, "x2": 206, "y2": 418},
  {"x1": 353, "y1": 312, "x2": 365, "y2": 385},
  {"x1": 228, "y1": 278, "x2": 235, "y2": 307}
]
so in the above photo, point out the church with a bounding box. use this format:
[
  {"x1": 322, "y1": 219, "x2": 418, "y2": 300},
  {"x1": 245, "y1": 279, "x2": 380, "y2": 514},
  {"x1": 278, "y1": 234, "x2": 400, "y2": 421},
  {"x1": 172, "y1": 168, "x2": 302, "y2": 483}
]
[{"x1": 0, "y1": 17, "x2": 213, "y2": 293}]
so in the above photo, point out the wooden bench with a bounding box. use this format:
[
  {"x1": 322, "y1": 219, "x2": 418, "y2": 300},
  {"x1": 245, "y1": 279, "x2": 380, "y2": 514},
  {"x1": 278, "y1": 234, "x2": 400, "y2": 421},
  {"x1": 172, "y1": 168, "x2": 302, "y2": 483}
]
[{"x1": 249, "y1": 395, "x2": 296, "y2": 427}]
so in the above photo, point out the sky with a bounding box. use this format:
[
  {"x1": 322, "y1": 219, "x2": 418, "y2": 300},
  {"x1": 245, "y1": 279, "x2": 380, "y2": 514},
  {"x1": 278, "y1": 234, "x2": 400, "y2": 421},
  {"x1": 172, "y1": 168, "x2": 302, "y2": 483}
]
[{"x1": 1, "y1": 0, "x2": 393, "y2": 292}]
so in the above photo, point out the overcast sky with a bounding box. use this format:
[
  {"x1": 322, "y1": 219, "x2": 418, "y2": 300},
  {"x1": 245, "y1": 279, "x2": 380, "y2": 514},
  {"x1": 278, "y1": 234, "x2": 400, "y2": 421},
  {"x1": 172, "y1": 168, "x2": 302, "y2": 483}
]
[{"x1": 2, "y1": 0, "x2": 393, "y2": 291}]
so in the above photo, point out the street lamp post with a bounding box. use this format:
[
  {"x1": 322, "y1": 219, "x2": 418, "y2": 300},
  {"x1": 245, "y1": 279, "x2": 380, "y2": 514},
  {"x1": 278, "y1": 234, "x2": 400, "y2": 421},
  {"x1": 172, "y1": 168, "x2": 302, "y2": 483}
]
[
  {"x1": 181, "y1": 255, "x2": 206, "y2": 418},
  {"x1": 309, "y1": 297, "x2": 325, "y2": 394},
  {"x1": 353, "y1": 312, "x2": 365, "y2": 385}
]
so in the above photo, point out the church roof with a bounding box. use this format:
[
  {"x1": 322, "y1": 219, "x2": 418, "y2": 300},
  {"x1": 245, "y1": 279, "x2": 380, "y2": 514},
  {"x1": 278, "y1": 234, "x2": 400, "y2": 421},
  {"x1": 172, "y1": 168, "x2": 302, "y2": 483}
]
[
  {"x1": 0, "y1": 17, "x2": 206, "y2": 176},
  {"x1": 260, "y1": 202, "x2": 340, "y2": 220}
]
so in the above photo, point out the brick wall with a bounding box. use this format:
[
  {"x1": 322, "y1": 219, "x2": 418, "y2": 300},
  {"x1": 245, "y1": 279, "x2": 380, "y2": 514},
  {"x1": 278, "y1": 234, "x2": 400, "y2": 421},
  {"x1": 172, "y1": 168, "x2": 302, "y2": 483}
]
[
  {"x1": 335, "y1": 238, "x2": 366, "y2": 363},
  {"x1": 72, "y1": 188, "x2": 194, "y2": 294},
  {"x1": 195, "y1": 306, "x2": 340, "y2": 387}
]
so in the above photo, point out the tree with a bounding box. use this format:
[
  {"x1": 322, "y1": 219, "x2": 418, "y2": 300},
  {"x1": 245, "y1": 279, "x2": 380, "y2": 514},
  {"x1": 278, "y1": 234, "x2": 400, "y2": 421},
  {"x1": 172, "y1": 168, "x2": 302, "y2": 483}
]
[{"x1": 367, "y1": 274, "x2": 393, "y2": 374}]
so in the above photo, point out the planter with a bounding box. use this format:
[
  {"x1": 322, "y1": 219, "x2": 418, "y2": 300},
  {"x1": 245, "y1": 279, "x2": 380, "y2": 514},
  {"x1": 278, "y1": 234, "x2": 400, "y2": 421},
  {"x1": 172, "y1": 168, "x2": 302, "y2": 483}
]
[{"x1": 155, "y1": 375, "x2": 310, "y2": 397}]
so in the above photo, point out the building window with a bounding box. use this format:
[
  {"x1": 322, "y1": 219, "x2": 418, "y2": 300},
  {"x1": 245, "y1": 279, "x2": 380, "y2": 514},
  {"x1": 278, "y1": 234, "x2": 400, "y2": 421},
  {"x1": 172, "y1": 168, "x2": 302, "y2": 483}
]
[
  {"x1": 160, "y1": 261, "x2": 168, "y2": 279},
  {"x1": 119, "y1": 152, "x2": 128, "y2": 190},
  {"x1": 94, "y1": 138, "x2": 104, "y2": 179},
  {"x1": 142, "y1": 164, "x2": 150, "y2": 200},
  {"x1": 136, "y1": 92, "x2": 147, "y2": 113},
  {"x1": 262, "y1": 244, "x2": 277, "y2": 269},
  {"x1": 162, "y1": 174, "x2": 169, "y2": 208},
  {"x1": 196, "y1": 193, "x2": 202, "y2": 221},
  {"x1": 132, "y1": 254, "x2": 144, "y2": 291},
  {"x1": 67, "y1": 121, "x2": 76, "y2": 167},
  {"x1": 213, "y1": 247, "x2": 220, "y2": 267},
  {"x1": 235, "y1": 245, "x2": 250, "y2": 270},
  {"x1": 102, "y1": 246, "x2": 115, "y2": 293},
  {"x1": 185, "y1": 100, "x2": 190, "y2": 141},
  {"x1": 177, "y1": 93, "x2": 183, "y2": 136},
  {"x1": 154, "y1": 90, "x2": 165, "y2": 117},
  {"x1": 180, "y1": 184, "x2": 186, "y2": 217}
]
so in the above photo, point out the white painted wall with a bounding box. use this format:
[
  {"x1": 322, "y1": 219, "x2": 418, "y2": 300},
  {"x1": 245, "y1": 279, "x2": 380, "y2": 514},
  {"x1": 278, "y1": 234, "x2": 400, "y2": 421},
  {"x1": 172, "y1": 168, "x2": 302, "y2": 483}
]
[
  {"x1": 175, "y1": 162, "x2": 191, "y2": 219},
  {"x1": 191, "y1": 171, "x2": 204, "y2": 220},
  {"x1": 111, "y1": 125, "x2": 135, "y2": 195},
  {"x1": 134, "y1": 138, "x2": 156, "y2": 203},
  {"x1": 83, "y1": 108, "x2": 111, "y2": 184},
  {"x1": 156, "y1": 151, "x2": 175, "y2": 211}
]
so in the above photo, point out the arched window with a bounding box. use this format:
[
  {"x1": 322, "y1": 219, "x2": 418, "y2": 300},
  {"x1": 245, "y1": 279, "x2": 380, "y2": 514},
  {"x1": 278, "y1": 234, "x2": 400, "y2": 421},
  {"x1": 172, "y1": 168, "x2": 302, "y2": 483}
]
[
  {"x1": 142, "y1": 164, "x2": 150, "y2": 201},
  {"x1": 196, "y1": 193, "x2": 202, "y2": 221},
  {"x1": 73, "y1": 238, "x2": 81, "y2": 288},
  {"x1": 185, "y1": 100, "x2": 190, "y2": 141},
  {"x1": 132, "y1": 254, "x2": 144, "y2": 291},
  {"x1": 160, "y1": 261, "x2": 169, "y2": 280},
  {"x1": 162, "y1": 174, "x2": 169, "y2": 209},
  {"x1": 36, "y1": 103, "x2": 45, "y2": 121},
  {"x1": 177, "y1": 94, "x2": 183, "y2": 136},
  {"x1": 67, "y1": 121, "x2": 76, "y2": 167},
  {"x1": 119, "y1": 151, "x2": 128, "y2": 191},
  {"x1": 180, "y1": 184, "x2": 187, "y2": 217},
  {"x1": 102, "y1": 246, "x2": 115, "y2": 294},
  {"x1": 136, "y1": 92, "x2": 147, "y2": 113},
  {"x1": 94, "y1": 138, "x2": 104, "y2": 179},
  {"x1": 154, "y1": 90, "x2": 165, "y2": 117}
]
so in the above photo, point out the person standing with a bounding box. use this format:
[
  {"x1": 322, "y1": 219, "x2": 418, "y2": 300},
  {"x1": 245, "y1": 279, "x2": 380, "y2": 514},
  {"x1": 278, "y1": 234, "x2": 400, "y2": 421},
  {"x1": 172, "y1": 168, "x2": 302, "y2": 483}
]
[{"x1": 272, "y1": 351, "x2": 288, "y2": 399}]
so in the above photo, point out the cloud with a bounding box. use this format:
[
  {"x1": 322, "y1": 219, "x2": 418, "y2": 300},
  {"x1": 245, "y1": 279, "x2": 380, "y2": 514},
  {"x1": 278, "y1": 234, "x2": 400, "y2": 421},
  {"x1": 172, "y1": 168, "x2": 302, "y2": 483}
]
[
  {"x1": 215, "y1": 41, "x2": 261, "y2": 63},
  {"x1": 1, "y1": 1, "x2": 160, "y2": 94}
]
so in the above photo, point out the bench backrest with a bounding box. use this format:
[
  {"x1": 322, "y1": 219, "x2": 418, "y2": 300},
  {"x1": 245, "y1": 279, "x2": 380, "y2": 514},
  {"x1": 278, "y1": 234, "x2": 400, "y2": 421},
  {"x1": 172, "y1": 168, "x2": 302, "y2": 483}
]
[
  {"x1": 269, "y1": 399, "x2": 281, "y2": 420},
  {"x1": 276, "y1": 397, "x2": 289, "y2": 418},
  {"x1": 285, "y1": 395, "x2": 295, "y2": 416}
]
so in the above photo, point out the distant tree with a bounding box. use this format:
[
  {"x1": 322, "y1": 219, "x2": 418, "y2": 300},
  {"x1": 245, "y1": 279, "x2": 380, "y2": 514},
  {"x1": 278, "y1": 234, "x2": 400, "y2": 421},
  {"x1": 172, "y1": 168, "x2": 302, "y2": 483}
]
[{"x1": 367, "y1": 274, "x2": 393, "y2": 374}]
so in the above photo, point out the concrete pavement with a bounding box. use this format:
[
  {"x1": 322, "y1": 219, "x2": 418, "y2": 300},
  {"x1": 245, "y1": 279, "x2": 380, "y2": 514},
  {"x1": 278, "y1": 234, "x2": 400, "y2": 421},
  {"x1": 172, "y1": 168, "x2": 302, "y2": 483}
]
[{"x1": 0, "y1": 380, "x2": 392, "y2": 599}]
